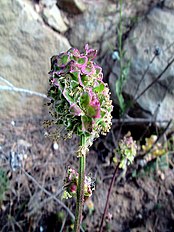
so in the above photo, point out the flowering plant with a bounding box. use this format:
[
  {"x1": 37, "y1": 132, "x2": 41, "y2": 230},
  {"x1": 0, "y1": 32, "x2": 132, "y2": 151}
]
[
  {"x1": 142, "y1": 135, "x2": 166, "y2": 161},
  {"x1": 117, "y1": 132, "x2": 137, "y2": 169},
  {"x1": 46, "y1": 44, "x2": 113, "y2": 155},
  {"x1": 63, "y1": 167, "x2": 94, "y2": 200},
  {"x1": 45, "y1": 44, "x2": 113, "y2": 232}
]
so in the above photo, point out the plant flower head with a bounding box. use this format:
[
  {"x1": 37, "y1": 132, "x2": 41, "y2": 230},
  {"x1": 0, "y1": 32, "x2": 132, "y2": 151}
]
[
  {"x1": 118, "y1": 132, "x2": 137, "y2": 169},
  {"x1": 142, "y1": 135, "x2": 166, "y2": 161},
  {"x1": 62, "y1": 167, "x2": 95, "y2": 200},
  {"x1": 45, "y1": 44, "x2": 113, "y2": 155}
]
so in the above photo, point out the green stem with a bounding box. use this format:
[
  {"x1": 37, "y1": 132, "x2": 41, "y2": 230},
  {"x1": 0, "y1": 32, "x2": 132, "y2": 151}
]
[
  {"x1": 118, "y1": 0, "x2": 123, "y2": 61},
  {"x1": 74, "y1": 136, "x2": 86, "y2": 232}
]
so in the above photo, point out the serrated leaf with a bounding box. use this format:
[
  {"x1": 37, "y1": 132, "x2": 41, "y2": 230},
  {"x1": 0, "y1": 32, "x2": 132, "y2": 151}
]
[
  {"x1": 80, "y1": 92, "x2": 90, "y2": 108},
  {"x1": 93, "y1": 84, "x2": 105, "y2": 93}
]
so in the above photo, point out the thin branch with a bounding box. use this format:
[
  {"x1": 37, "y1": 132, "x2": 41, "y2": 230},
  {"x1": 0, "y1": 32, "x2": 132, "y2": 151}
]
[
  {"x1": 0, "y1": 76, "x2": 14, "y2": 87},
  {"x1": 134, "y1": 55, "x2": 156, "y2": 99},
  {"x1": 135, "y1": 57, "x2": 174, "y2": 101},
  {"x1": 0, "y1": 76, "x2": 48, "y2": 99},
  {"x1": 133, "y1": 41, "x2": 174, "y2": 99},
  {"x1": 135, "y1": 119, "x2": 172, "y2": 160},
  {"x1": 22, "y1": 169, "x2": 86, "y2": 231},
  {"x1": 99, "y1": 163, "x2": 119, "y2": 232},
  {"x1": 21, "y1": 168, "x2": 86, "y2": 232},
  {"x1": 60, "y1": 213, "x2": 67, "y2": 232},
  {"x1": 0, "y1": 86, "x2": 48, "y2": 99},
  {"x1": 112, "y1": 118, "x2": 170, "y2": 125}
]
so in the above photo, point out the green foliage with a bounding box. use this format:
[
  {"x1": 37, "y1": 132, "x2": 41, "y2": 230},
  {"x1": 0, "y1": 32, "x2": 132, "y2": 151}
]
[
  {"x1": 115, "y1": 0, "x2": 131, "y2": 115},
  {"x1": 0, "y1": 169, "x2": 9, "y2": 203},
  {"x1": 118, "y1": 132, "x2": 137, "y2": 169},
  {"x1": 132, "y1": 154, "x2": 169, "y2": 178},
  {"x1": 132, "y1": 134, "x2": 172, "y2": 178},
  {"x1": 62, "y1": 167, "x2": 95, "y2": 200},
  {"x1": 115, "y1": 61, "x2": 130, "y2": 114},
  {"x1": 142, "y1": 135, "x2": 166, "y2": 158},
  {"x1": 45, "y1": 44, "x2": 113, "y2": 156}
]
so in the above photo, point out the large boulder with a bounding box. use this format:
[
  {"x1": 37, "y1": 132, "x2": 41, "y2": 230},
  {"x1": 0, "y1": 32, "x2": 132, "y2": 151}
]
[
  {"x1": 68, "y1": 1, "x2": 117, "y2": 55},
  {"x1": 109, "y1": 6, "x2": 174, "y2": 121},
  {"x1": 0, "y1": 0, "x2": 71, "y2": 119}
]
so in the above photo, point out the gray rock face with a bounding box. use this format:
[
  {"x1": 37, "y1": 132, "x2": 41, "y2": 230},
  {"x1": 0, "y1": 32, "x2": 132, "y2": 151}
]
[
  {"x1": 164, "y1": 0, "x2": 174, "y2": 9},
  {"x1": 42, "y1": 4, "x2": 68, "y2": 32},
  {"x1": 40, "y1": 0, "x2": 57, "y2": 7},
  {"x1": 0, "y1": 0, "x2": 70, "y2": 119},
  {"x1": 57, "y1": 0, "x2": 86, "y2": 14},
  {"x1": 68, "y1": 1, "x2": 117, "y2": 54},
  {"x1": 109, "y1": 7, "x2": 174, "y2": 121}
]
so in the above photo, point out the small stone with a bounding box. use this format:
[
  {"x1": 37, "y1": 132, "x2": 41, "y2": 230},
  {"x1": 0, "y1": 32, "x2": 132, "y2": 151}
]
[
  {"x1": 112, "y1": 50, "x2": 119, "y2": 61},
  {"x1": 11, "y1": 120, "x2": 15, "y2": 126},
  {"x1": 106, "y1": 212, "x2": 113, "y2": 222},
  {"x1": 57, "y1": 0, "x2": 86, "y2": 14},
  {"x1": 42, "y1": 5, "x2": 68, "y2": 32},
  {"x1": 51, "y1": 185, "x2": 56, "y2": 193},
  {"x1": 164, "y1": 0, "x2": 174, "y2": 9},
  {"x1": 40, "y1": 0, "x2": 57, "y2": 7},
  {"x1": 34, "y1": 4, "x2": 41, "y2": 13},
  {"x1": 166, "y1": 189, "x2": 172, "y2": 195},
  {"x1": 40, "y1": 225, "x2": 44, "y2": 232},
  {"x1": 1, "y1": 204, "x2": 6, "y2": 211},
  {"x1": 17, "y1": 139, "x2": 32, "y2": 148},
  {"x1": 53, "y1": 141, "x2": 59, "y2": 150},
  {"x1": 44, "y1": 131, "x2": 48, "y2": 136},
  {"x1": 23, "y1": 153, "x2": 28, "y2": 159},
  {"x1": 157, "y1": 170, "x2": 165, "y2": 180}
]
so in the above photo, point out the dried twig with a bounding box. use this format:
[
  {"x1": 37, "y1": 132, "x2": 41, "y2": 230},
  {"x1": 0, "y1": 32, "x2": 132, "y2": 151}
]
[
  {"x1": 0, "y1": 76, "x2": 48, "y2": 99},
  {"x1": 21, "y1": 169, "x2": 73, "y2": 220},
  {"x1": 135, "y1": 119, "x2": 172, "y2": 161},
  {"x1": 134, "y1": 54, "x2": 156, "y2": 99},
  {"x1": 99, "y1": 163, "x2": 119, "y2": 232},
  {"x1": 112, "y1": 118, "x2": 170, "y2": 125},
  {"x1": 135, "y1": 57, "x2": 174, "y2": 101},
  {"x1": 22, "y1": 168, "x2": 85, "y2": 232}
]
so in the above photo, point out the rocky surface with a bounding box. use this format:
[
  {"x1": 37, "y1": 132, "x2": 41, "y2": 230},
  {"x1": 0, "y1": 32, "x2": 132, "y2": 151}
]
[
  {"x1": 40, "y1": 0, "x2": 57, "y2": 7},
  {"x1": 42, "y1": 4, "x2": 68, "y2": 32},
  {"x1": 0, "y1": 0, "x2": 174, "y2": 122},
  {"x1": 164, "y1": 0, "x2": 174, "y2": 9},
  {"x1": 68, "y1": 1, "x2": 117, "y2": 56},
  {"x1": 57, "y1": 0, "x2": 86, "y2": 14},
  {"x1": 109, "y1": 4, "x2": 174, "y2": 122},
  {"x1": 0, "y1": 0, "x2": 70, "y2": 119}
]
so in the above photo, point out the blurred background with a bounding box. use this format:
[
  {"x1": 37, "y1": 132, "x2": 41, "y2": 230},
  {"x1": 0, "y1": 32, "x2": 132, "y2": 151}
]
[{"x1": 0, "y1": 0, "x2": 174, "y2": 231}]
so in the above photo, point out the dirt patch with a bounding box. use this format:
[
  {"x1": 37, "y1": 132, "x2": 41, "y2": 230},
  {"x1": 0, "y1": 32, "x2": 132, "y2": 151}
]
[{"x1": 0, "y1": 117, "x2": 174, "y2": 232}]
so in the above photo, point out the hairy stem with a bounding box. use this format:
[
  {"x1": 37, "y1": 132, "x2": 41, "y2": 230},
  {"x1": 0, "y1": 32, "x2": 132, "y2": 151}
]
[
  {"x1": 99, "y1": 163, "x2": 119, "y2": 232},
  {"x1": 74, "y1": 136, "x2": 86, "y2": 232}
]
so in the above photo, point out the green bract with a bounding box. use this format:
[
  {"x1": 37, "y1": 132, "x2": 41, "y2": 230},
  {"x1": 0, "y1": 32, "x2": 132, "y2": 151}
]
[
  {"x1": 45, "y1": 44, "x2": 113, "y2": 155},
  {"x1": 62, "y1": 167, "x2": 94, "y2": 200},
  {"x1": 118, "y1": 132, "x2": 137, "y2": 170}
]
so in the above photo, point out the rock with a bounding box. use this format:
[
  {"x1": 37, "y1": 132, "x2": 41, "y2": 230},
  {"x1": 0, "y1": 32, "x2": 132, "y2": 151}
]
[
  {"x1": 0, "y1": 0, "x2": 71, "y2": 119},
  {"x1": 42, "y1": 4, "x2": 68, "y2": 32},
  {"x1": 57, "y1": 0, "x2": 86, "y2": 14},
  {"x1": 40, "y1": 0, "x2": 57, "y2": 7},
  {"x1": 164, "y1": 0, "x2": 174, "y2": 9},
  {"x1": 68, "y1": 1, "x2": 117, "y2": 55},
  {"x1": 109, "y1": 7, "x2": 174, "y2": 121}
]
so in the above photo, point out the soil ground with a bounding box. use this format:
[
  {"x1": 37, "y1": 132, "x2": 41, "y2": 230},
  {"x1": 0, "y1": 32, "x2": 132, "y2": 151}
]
[{"x1": 0, "y1": 117, "x2": 174, "y2": 232}]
